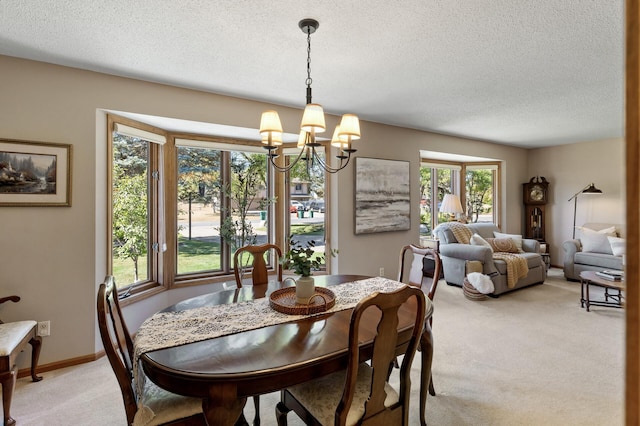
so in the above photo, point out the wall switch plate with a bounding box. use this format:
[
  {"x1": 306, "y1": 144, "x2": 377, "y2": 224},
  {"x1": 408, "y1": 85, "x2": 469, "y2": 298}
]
[
  {"x1": 379, "y1": 267, "x2": 385, "y2": 277},
  {"x1": 37, "y1": 321, "x2": 50, "y2": 337}
]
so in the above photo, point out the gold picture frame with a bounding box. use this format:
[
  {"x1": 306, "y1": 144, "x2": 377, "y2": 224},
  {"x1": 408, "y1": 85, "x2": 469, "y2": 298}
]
[{"x1": 0, "y1": 138, "x2": 72, "y2": 207}]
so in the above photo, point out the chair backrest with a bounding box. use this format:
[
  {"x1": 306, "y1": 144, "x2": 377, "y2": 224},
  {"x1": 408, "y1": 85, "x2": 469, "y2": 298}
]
[
  {"x1": 97, "y1": 276, "x2": 138, "y2": 424},
  {"x1": 233, "y1": 243, "x2": 283, "y2": 288},
  {"x1": 337, "y1": 286, "x2": 426, "y2": 425},
  {"x1": 397, "y1": 245, "x2": 442, "y2": 301},
  {"x1": 0, "y1": 295, "x2": 21, "y2": 324}
]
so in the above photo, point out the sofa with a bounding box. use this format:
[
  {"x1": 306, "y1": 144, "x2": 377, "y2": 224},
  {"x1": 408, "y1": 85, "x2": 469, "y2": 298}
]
[
  {"x1": 433, "y1": 222, "x2": 547, "y2": 296},
  {"x1": 562, "y1": 223, "x2": 625, "y2": 281}
]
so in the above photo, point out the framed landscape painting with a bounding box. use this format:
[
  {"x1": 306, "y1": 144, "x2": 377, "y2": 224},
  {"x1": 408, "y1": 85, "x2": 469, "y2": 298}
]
[
  {"x1": 0, "y1": 138, "x2": 72, "y2": 206},
  {"x1": 354, "y1": 157, "x2": 410, "y2": 234}
]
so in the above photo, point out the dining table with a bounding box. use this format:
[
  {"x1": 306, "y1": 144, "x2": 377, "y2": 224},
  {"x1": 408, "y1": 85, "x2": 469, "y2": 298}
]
[{"x1": 135, "y1": 274, "x2": 434, "y2": 426}]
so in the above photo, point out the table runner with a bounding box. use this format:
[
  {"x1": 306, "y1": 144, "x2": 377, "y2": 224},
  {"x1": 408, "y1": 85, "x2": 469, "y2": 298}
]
[{"x1": 132, "y1": 277, "x2": 406, "y2": 424}]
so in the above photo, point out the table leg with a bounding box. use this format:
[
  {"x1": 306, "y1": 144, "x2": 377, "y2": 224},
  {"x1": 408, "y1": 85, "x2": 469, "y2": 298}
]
[
  {"x1": 585, "y1": 281, "x2": 591, "y2": 312},
  {"x1": 419, "y1": 320, "x2": 434, "y2": 426},
  {"x1": 202, "y1": 385, "x2": 247, "y2": 426},
  {"x1": 580, "y1": 278, "x2": 585, "y2": 308}
]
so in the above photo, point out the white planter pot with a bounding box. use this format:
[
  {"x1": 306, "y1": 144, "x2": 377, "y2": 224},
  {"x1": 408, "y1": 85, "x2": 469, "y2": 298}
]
[{"x1": 296, "y1": 276, "x2": 315, "y2": 304}]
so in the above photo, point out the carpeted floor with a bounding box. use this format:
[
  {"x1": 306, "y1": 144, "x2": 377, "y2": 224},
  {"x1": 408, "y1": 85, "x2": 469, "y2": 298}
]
[{"x1": 8, "y1": 268, "x2": 624, "y2": 425}]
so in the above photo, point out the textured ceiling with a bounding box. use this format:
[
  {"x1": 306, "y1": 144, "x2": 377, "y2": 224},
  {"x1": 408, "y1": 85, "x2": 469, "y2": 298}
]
[{"x1": 0, "y1": 1, "x2": 625, "y2": 148}]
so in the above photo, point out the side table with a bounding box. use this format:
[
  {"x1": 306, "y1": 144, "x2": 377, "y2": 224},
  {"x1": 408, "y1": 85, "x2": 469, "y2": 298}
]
[{"x1": 579, "y1": 271, "x2": 625, "y2": 312}]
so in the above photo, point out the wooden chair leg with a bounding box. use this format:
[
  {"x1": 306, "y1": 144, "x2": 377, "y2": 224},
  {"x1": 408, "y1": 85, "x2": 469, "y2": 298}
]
[
  {"x1": 29, "y1": 336, "x2": 43, "y2": 382},
  {"x1": 275, "y1": 400, "x2": 291, "y2": 426},
  {"x1": 1, "y1": 369, "x2": 18, "y2": 426},
  {"x1": 252, "y1": 395, "x2": 260, "y2": 426},
  {"x1": 429, "y1": 373, "x2": 436, "y2": 396}
]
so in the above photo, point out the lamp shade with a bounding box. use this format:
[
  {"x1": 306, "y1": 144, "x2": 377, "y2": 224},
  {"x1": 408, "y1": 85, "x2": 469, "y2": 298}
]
[
  {"x1": 439, "y1": 194, "x2": 464, "y2": 214},
  {"x1": 300, "y1": 103, "x2": 326, "y2": 133},
  {"x1": 330, "y1": 126, "x2": 347, "y2": 148},
  {"x1": 259, "y1": 110, "x2": 283, "y2": 134},
  {"x1": 582, "y1": 183, "x2": 603, "y2": 195},
  {"x1": 297, "y1": 131, "x2": 308, "y2": 148},
  {"x1": 337, "y1": 114, "x2": 361, "y2": 140}
]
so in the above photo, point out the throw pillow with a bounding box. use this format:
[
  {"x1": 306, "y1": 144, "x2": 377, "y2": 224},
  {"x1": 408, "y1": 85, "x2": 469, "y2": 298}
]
[
  {"x1": 470, "y1": 233, "x2": 493, "y2": 251},
  {"x1": 580, "y1": 228, "x2": 614, "y2": 254},
  {"x1": 486, "y1": 238, "x2": 520, "y2": 253},
  {"x1": 493, "y1": 231, "x2": 524, "y2": 252},
  {"x1": 576, "y1": 225, "x2": 617, "y2": 237},
  {"x1": 608, "y1": 236, "x2": 626, "y2": 257}
]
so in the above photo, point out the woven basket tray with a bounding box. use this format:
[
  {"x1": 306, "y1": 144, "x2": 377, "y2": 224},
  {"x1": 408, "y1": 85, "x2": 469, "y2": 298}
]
[
  {"x1": 269, "y1": 286, "x2": 336, "y2": 315},
  {"x1": 463, "y1": 278, "x2": 488, "y2": 301}
]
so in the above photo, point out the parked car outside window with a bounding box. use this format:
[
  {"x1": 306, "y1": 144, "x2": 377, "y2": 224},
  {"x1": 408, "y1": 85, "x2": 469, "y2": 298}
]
[{"x1": 309, "y1": 200, "x2": 325, "y2": 213}]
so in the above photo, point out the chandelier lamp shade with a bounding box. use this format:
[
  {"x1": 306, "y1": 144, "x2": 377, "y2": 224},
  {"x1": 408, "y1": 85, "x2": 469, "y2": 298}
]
[
  {"x1": 259, "y1": 19, "x2": 361, "y2": 174},
  {"x1": 568, "y1": 183, "x2": 603, "y2": 239}
]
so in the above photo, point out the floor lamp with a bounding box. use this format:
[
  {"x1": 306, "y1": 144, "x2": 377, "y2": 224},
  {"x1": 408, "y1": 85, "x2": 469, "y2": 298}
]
[{"x1": 568, "y1": 183, "x2": 603, "y2": 239}]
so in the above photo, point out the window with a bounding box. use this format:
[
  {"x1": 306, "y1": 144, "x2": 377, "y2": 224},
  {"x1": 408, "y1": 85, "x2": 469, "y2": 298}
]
[
  {"x1": 465, "y1": 165, "x2": 498, "y2": 223},
  {"x1": 420, "y1": 160, "x2": 500, "y2": 233},
  {"x1": 287, "y1": 150, "x2": 327, "y2": 267},
  {"x1": 109, "y1": 121, "x2": 164, "y2": 292}
]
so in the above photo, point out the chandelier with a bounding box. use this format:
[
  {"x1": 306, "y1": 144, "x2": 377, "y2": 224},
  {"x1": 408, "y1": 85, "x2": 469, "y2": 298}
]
[{"x1": 259, "y1": 19, "x2": 361, "y2": 174}]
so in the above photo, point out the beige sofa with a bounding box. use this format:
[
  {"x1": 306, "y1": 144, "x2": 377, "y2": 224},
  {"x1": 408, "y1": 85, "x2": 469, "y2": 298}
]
[{"x1": 562, "y1": 223, "x2": 625, "y2": 281}]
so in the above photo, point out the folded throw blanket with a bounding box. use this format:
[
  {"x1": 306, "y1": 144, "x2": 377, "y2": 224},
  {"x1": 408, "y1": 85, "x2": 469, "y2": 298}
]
[{"x1": 492, "y1": 252, "x2": 528, "y2": 288}]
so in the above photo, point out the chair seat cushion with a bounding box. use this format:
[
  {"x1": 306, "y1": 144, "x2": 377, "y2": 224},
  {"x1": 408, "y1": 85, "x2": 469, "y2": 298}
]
[
  {"x1": 133, "y1": 375, "x2": 203, "y2": 426},
  {"x1": 286, "y1": 363, "x2": 398, "y2": 426},
  {"x1": 0, "y1": 320, "x2": 36, "y2": 356}
]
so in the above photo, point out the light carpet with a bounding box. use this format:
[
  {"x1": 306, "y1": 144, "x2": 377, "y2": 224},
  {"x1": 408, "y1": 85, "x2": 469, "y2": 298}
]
[{"x1": 8, "y1": 268, "x2": 624, "y2": 425}]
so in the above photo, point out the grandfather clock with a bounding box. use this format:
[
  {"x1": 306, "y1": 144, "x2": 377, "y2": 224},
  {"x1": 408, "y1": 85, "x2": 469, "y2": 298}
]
[{"x1": 522, "y1": 176, "x2": 549, "y2": 241}]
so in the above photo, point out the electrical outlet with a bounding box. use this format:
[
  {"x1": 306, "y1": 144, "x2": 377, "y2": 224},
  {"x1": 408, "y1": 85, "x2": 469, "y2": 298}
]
[
  {"x1": 37, "y1": 321, "x2": 50, "y2": 337},
  {"x1": 379, "y1": 267, "x2": 385, "y2": 277}
]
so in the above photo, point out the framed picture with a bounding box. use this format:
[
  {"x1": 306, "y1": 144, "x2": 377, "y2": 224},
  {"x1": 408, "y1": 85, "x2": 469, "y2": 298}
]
[
  {"x1": 0, "y1": 138, "x2": 72, "y2": 207},
  {"x1": 354, "y1": 157, "x2": 410, "y2": 234}
]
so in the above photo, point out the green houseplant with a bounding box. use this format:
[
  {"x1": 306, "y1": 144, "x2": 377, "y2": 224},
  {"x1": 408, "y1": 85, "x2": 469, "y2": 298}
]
[{"x1": 282, "y1": 237, "x2": 336, "y2": 303}]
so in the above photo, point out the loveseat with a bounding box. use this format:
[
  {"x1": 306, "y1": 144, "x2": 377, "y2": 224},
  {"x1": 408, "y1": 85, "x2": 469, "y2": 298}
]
[
  {"x1": 433, "y1": 222, "x2": 547, "y2": 296},
  {"x1": 562, "y1": 223, "x2": 624, "y2": 281}
]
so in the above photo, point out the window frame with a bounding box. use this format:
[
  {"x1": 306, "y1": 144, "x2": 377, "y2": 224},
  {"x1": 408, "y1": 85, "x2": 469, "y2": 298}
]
[{"x1": 420, "y1": 159, "x2": 501, "y2": 233}]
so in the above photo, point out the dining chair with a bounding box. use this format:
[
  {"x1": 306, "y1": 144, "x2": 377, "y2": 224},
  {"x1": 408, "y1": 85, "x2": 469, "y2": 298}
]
[
  {"x1": 275, "y1": 285, "x2": 426, "y2": 426},
  {"x1": 233, "y1": 243, "x2": 283, "y2": 288},
  {"x1": 97, "y1": 276, "x2": 211, "y2": 426},
  {"x1": 0, "y1": 295, "x2": 42, "y2": 426},
  {"x1": 398, "y1": 244, "x2": 441, "y2": 397}
]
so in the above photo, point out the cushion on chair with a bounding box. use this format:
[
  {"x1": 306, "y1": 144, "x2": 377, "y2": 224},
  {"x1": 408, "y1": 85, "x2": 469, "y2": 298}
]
[
  {"x1": 285, "y1": 362, "x2": 399, "y2": 426},
  {"x1": 0, "y1": 320, "x2": 37, "y2": 356},
  {"x1": 134, "y1": 373, "x2": 203, "y2": 426},
  {"x1": 409, "y1": 253, "x2": 425, "y2": 286},
  {"x1": 493, "y1": 232, "x2": 524, "y2": 252}
]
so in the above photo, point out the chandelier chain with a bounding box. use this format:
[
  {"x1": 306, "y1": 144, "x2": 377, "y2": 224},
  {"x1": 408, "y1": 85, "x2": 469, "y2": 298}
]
[{"x1": 306, "y1": 28, "x2": 312, "y2": 90}]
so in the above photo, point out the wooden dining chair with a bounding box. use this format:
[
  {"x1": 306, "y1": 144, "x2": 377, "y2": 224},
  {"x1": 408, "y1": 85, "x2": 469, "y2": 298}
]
[
  {"x1": 97, "y1": 276, "x2": 209, "y2": 426},
  {"x1": 233, "y1": 243, "x2": 283, "y2": 288},
  {"x1": 398, "y1": 244, "x2": 441, "y2": 399},
  {"x1": 275, "y1": 286, "x2": 426, "y2": 426},
  {"x1": 0, "y1": 296, "x2": 42, "y2": 426}
]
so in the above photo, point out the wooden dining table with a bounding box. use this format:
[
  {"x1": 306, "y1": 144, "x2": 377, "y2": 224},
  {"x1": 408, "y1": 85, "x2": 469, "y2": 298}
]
[{"x1": 138, "y1": 274, "x2": 434, "y2": 426}]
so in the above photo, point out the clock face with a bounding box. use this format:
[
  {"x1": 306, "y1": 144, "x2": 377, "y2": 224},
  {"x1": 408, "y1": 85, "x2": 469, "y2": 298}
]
[{"x1": 530, "y1": 185, "x2": 544, "y2": 201}]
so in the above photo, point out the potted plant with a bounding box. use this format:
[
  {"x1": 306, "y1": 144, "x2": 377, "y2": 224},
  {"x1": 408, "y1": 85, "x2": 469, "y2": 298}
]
[{"x1": 282, "y1": 237, "x2": 336, "y2": 304}]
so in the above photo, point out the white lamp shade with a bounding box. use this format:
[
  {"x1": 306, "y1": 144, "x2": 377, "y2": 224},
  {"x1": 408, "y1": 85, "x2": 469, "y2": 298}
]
[
  {"x1": 262, "y1": 132, "x2": 283, "y2": 146},
  {"x1": 260, "y1": 110, "x2": 283, "y2": 134},
  {"x1": 337, "y1": 114, "x2": 361, "y2": 140},
  {"x1": 439, "y1": 194, "x2": 463, "y2": 214},
  {"x1": 297, "y1": 131, "x2": 308, "y2": 148},
  {"x1": 330, "y1": 126, "x2": 347, "y2": 148},
  {"x1": 300, "y1": 104, "x2": 326, "y2": 133}
]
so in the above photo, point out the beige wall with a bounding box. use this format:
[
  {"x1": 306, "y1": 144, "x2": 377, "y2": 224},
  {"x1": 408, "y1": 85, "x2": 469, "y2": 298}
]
[
  {"x1": 0, "y1": 55, "x2": 538, "y2": 366},
  {"x1": 528, "y1": 139, "x2": 625, "y2": 266}
]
